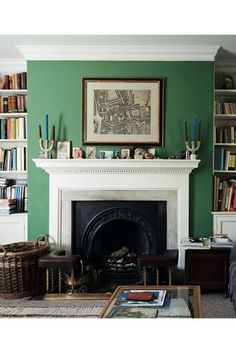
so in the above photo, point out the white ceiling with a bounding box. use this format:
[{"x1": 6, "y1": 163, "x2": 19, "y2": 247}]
[{"x1": 0, "y1": 35, "x2": 236, "y2": 61}]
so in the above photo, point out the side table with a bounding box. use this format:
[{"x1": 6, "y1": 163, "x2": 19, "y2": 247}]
[{"x1": 184, "y1": 248, "x2": 231, "y2": 291}]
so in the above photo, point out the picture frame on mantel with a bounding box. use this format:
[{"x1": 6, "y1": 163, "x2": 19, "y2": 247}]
[{"x1": 82, "y1": 78, "x2": 164, "y2": 146}]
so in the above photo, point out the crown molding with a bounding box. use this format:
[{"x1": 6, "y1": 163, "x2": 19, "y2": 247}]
[
  {"x1": 0, "y1": 60, "x2": 26, "y2": 73},
  {"x1": 16, "y1": 45, "x2": 219, "y2": 61}
]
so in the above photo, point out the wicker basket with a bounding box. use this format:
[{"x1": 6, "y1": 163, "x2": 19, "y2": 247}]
[{"x1": 0, "y1": 236, "x2": 49, "y2": 299}]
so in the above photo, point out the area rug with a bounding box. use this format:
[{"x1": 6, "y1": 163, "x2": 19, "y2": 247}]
[
  {"x1": 0, "y1": 298, "x2": 108, "y2": 318},
  {"x1": 0, "y1": 293, "x2": 235, "y2": 318}
]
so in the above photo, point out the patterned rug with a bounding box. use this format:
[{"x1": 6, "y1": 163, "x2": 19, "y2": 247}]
[{"x1": 0, "y1": 298, "x2": 107, "y2": 318}]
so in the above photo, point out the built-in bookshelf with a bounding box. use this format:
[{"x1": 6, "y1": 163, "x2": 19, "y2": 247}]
[
  {"x1": 0, "y1": 71, "x2": 28, "y2": 217},
  {"x1": 213, "y1": 87, "x2": 236, "y2": 213},
  {"x1": 212, "y1": 64, "x2": 236, "y2": 236}
]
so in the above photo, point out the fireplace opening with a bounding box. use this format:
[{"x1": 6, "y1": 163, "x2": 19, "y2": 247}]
[{"x1": 72, "y1": 200, "x2": 166, "y2": 289}]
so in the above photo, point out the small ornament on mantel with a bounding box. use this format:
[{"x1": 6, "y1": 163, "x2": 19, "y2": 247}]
[
  {"x1": 38, "y1": 114, "x2": 55, "y2": 159},
  {"x1": 184, "y1": 116, "x2": 201, "y2": 160}
]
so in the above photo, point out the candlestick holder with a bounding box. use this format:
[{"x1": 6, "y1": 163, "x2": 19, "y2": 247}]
[
  {"x1": 38, "y1": 138, "x2": 54, "y2": 159},
  {"x1": 185, "y1": 140, "x2": 201, "y2": 160}
]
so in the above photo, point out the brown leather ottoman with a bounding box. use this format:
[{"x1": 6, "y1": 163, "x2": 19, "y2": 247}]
[
  {"x1": 138, "y1": 250, "x2": 179, "y2": 285},
  {"x1": 38, "y1": 251, "x2": 82, "y2": 294}
]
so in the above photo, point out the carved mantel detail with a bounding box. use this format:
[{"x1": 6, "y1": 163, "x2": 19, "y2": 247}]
[{"x1": 33, "y1": 159, "x2": 200, "y2": 175}]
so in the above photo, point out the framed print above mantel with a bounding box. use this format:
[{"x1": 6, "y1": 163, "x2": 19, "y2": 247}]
[{"x1": 82, "y1": 78, "x2": 164, "y2": 146}]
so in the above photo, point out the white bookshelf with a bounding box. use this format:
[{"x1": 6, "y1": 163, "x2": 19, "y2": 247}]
[
  {"x1": 213, "y1": 63, "x2": 236, "y2": 237},
  {"x1": 0, "y1": 70, "x2": 28, "y2": 243}
]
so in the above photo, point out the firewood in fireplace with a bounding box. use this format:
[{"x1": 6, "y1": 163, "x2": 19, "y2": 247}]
[{"x1": 110, "y1": 246, "x2": 129, "y2": 259}]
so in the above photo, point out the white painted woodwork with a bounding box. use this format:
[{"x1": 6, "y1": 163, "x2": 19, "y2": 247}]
[
  {"x1": 212, "y1": 212, "x2": 236, "y2": 242},
  {"x1": 0, "y1": 213, "x2": 27, "y2": 244},
  {"x1": 33, "y1": 159, "x2": 200, "y2": 269}
]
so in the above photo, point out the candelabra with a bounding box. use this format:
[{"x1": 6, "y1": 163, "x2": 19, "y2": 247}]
[
  {"x1": 185, "y1": 140, "x2": 201, "y2": 160},
  {"x1": 38, "y1": 138, "x2": 54, "y2": 159}
]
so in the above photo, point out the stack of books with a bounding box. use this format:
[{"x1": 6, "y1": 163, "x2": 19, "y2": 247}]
[
  {"x1": 0, "y1": 198, "x2": 16, "y2": 215},
  {"x1": 211, "y1": 234, "x2": 234, "y2": 248}
]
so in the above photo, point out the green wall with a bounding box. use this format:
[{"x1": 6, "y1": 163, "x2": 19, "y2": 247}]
[{"x1": 27, "y1": 61, "x2": 214, "y2": 240}]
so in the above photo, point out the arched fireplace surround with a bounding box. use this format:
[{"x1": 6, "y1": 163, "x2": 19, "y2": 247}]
[{"x1": 72, "y1": 201, "x2": 166, "y2": 268}]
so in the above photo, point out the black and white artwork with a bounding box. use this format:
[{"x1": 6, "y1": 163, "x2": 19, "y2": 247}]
[{"x1": 83, "y1": 78, "x2": 164, "y2": 146}]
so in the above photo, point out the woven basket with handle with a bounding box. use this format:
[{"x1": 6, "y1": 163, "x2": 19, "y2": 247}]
[{"x1": 0, "y1": 235, "x2": 49, "y2": 299}]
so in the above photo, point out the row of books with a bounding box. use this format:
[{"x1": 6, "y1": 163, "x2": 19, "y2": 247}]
[
  {"x1": 213, "y1": 176, "x2": 236, "y2": 211},
  {"x1": 0, "y1": 147, "x2": 27, "y2": 171},
  {"x1": 0, "y1": 198, "x2": 17, "y2": 214},
  {"x1": 0, "y1": 117, "x2": 26, "y2": 140},
  {"x1": 215, "y1": 126, "x2": 236, "y2": 144},
  {"x1": 215, "y1": 101, "x2": 236, "y2": 115},
  {"x1": 1, "y1": 72, "x2": 27, "y2": 90},
  {"x1": 0, "y1": 95, "x2": 27, "y2": 113},
  {"x1": 214, "y1": 147, "x2": 236, "y2": 171},
  {"x1": 0, "y1": 178, "x2": 28, "y2": 213}
]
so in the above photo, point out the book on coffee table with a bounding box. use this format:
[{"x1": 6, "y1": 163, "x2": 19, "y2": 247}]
[
  {"x1": 107, "y1": 306, "x2": 158, "y2": 318},
  {"x1": 115, "y1": 289, "x2": 166, "y2": 306}
]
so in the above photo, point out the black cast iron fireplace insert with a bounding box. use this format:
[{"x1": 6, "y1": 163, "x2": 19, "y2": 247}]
[{"x1": 72, "y1": 200, "x2": 167, "y2": 270}]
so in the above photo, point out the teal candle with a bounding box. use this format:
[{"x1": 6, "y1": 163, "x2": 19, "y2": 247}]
[{"x1": 45, "y1": 114, "x2": 48, "y2": 140}]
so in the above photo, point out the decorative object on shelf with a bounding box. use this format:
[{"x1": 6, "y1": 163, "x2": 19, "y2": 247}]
[
  {"x1": 215, "y1": 73, "x2": 234, "y2": 90},
  {"x1": 38, "y1": 115, "x2": 55, "y2": 159},
  {"x1": 121, "y1": 148, "x2": 130, "y2": 159},
  {"x1": 82, "y1": 78, "x2": 164, "y2": 146},
  {"x1": 73, "y1": 147, "x2": 84, "y2": 159},
  {"x1": 85, "y1": 146, "x2": 96, "y2": 159},
  {"x1": 114, "y1": 150, "x2": 121, "y2": 159},
  {"x1": 134, "y1": 148, "x2": 144, "y2": 159},
  {"x1": 99, "y1": 150, "x2": 114, "y2": 159},
  {"x1": 133, "y1": 147, "x2": 155, "y2": 159},
  {"x1": 184, "y1": 117, "x2": 201, "y2": 160},
  {"x1": 56, "y1": 141, "x2": 71, "y2": 159}
]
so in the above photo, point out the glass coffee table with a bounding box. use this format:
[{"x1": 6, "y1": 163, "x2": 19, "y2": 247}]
[{"x1": 99, "y1": 285, "x2": 202, "y2": 318}]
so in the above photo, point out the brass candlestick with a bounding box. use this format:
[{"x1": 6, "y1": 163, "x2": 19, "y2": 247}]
[
  {"x1": 185, "y1": 140, "x2": 201, "y2": 160},
  {"x1": 39, "y1": 138, "x2": 54, "y2": 159}
]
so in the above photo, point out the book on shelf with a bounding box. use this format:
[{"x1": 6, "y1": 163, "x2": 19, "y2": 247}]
[
  {"x1": 115, "y1": 289, "x2": 166, "y2": 307},
  {"x1": 213, "y1": 177, "x2": 236, "y2": 211},
  {"x1": 0, "y1": 198, "x2": 16, "y2": 204},
  {"x1": 0, "y1": 179, "x2": 28, "y2": 213},
  {"x1": 0, "y1": 147, "x2": 26, "y2": 171},
  {"x1": 215, "y1": 101, "x2": 236, "y2": 115},
  {"x1": 0, "y1": 198, "x2": 16, "y2": 214},
  {"x1": 0, "y1": 117, "x2": 26, "y2": 140},
  {"x1": 0, "y1": 95, "x2": 27, "y2": 114},
  {"x1": 1, "y1": 72, "x2": 27, "y2": 90}
]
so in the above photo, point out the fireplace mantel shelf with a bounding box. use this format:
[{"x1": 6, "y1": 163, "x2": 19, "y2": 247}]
[{"x1": 33, "y1": 158, "x2": 200, "y2": 174}]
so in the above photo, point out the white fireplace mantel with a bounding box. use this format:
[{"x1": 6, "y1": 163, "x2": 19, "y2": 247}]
[
  {"x1": 33, "y1": 158, "x2": 200, "y2": 174},
  {"x1": 33, "y1": 158, "x2": 200, "y2": 269}
]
